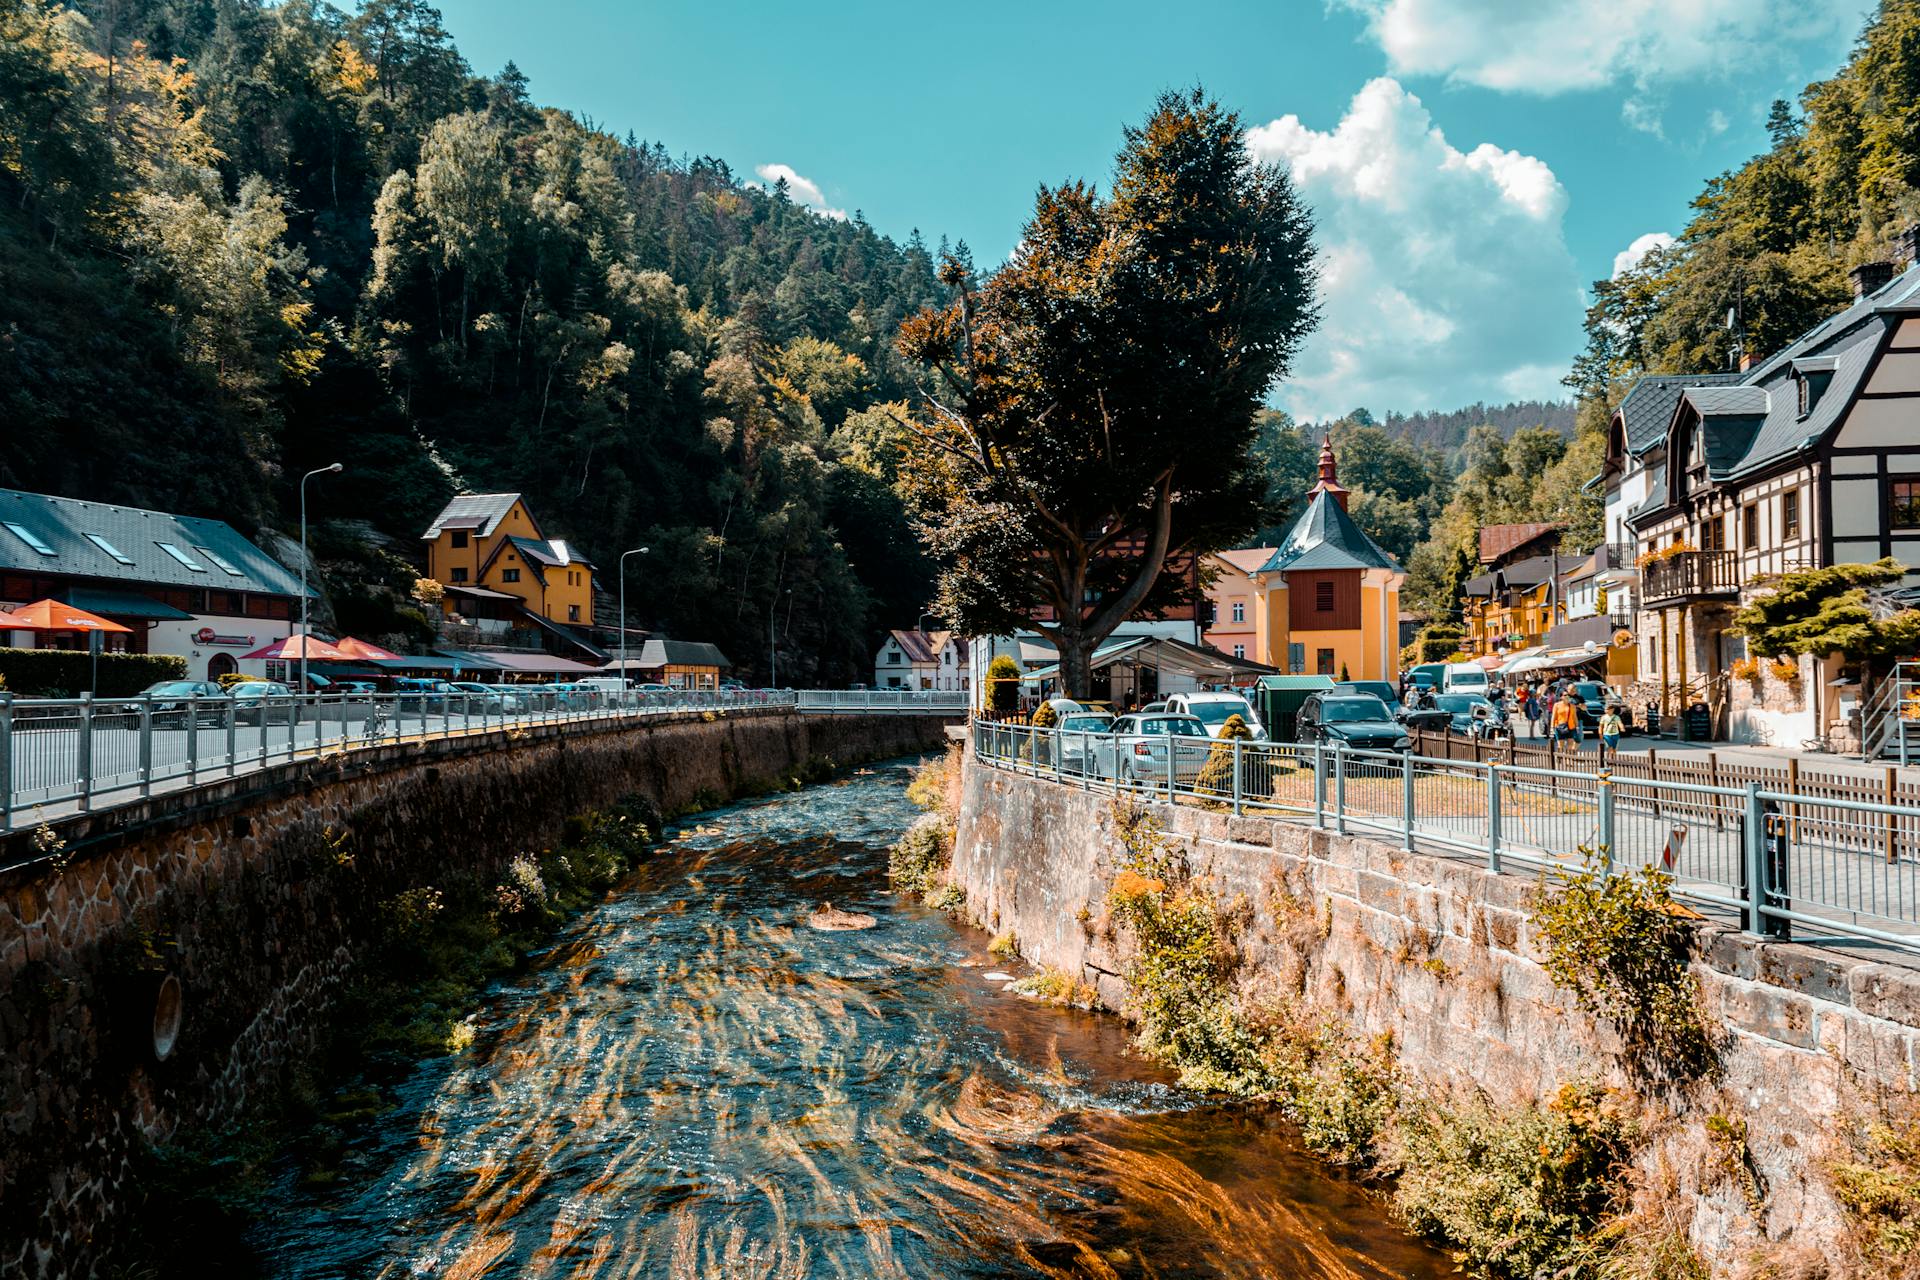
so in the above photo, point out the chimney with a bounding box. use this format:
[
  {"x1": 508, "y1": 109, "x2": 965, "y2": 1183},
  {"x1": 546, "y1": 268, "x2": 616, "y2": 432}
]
[
  {"x1": 1738, "y1": 349, "x2": 1757, "y2": 373},
  {"x1": 1307, "y1": 434, "x2": 1350, "y2": 510},
  {"x1": 1898, "y1": 223, "x2": 1920, "y2": 269},
  {"x1": 1852, "y1": 260, "x2": 1896, "y2": 299}
]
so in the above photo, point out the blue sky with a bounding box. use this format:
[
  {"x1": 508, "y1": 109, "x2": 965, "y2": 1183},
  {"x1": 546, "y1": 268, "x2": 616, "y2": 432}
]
[{"x1": 431, "y1": 0, "x2": 1868, "y2": 419}]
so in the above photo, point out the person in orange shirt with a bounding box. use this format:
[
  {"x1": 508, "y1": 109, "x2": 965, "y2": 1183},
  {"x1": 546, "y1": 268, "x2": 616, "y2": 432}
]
[{"x1": 1551, "y1": 693, "x2": 1582, "y2": 745}]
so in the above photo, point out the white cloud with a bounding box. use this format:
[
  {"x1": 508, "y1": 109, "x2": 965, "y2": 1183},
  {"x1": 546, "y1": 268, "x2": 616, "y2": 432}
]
[
  {"x1": 1246, "y1": 78, "x2": 1582, "y2": 418},
  {"x1": 1707, "y1": 108, "x2": 1730, "y2": 134},
  {"x1": 752, "y1": 162, "x2": 848, "y2": 221},
  {"x1": 1612, "y1": 231, "x2": 1675, "y2": 278},
  {"x1": 1335, "y1": 0, "x2": 1854, "y2": 95}
]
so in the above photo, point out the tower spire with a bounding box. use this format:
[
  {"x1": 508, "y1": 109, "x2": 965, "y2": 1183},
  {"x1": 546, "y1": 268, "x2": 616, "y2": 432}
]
[{"x1": 1307, "y1": 433, "x2": 1350, "y2": 510}]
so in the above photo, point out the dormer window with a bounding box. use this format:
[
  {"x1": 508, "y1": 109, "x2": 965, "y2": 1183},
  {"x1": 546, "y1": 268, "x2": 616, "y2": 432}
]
[{"x1": 1796, "y1": 373, "x2": 1810, "y2": 417}]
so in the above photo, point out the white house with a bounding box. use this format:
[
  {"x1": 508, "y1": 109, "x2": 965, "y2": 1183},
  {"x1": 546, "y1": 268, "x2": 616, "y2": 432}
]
[{"x1": 874, "y1": 629, "x2": 969, "y2": 691}]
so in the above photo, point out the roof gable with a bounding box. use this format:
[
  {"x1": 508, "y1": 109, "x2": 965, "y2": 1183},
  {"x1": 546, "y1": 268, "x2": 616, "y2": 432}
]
[
  {"x1": 1257, "y1": 491, "x2": 1401, "y2": 575},
  {"x1": 1478, "y1": 522, "x2": 1559, "y2": 564},
  {"x1": 423, "y1": 493, "x2": 529, "y2": 540}
]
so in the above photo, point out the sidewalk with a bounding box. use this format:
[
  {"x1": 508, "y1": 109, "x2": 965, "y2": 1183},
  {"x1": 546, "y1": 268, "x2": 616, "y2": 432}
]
[{"x1": 1504, "y1": 729, "x2": 1920, "y2": 785}]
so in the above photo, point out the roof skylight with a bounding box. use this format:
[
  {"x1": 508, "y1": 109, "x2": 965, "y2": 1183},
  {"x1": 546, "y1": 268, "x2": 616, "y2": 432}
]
[
  {"x1": 3, "y1": 522, "x2": 55, "y2": 556},
  {"x1": 155, "y1": 541, "x2": 207, "y2": 572}
]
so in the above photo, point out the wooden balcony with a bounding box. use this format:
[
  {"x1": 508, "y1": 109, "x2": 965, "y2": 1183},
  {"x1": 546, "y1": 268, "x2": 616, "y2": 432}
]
[{"x1": 1640, "y1": 550, "x2": 1740, "y2": 606}]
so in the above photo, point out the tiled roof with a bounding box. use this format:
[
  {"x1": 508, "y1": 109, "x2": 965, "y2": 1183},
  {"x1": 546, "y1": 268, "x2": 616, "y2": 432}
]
[
  {"x1": 1212, "y1": 547, "x2": 1276, "y2": 575},
  {"x1": 1499, "y1": 554, "x2": 1588, "y2": 588},
  {"x1": 638, "y1": 638, "x2": 730, "y2": 668},
  {"x1": 888, "y1": 628, "x2": 938, "y2": 663},
  {"x1": 1616, "y1": 373, "x2": 1741, "y2": 456},
  {"x1": 423, "y1": 493, "x2": 524, "y2": 540},
  {"x1": 1257, "y1": 492, "x2": 1401, "y2": 575},
  {"x1": 1478, "y1": 522, "x2": 1559, "y2": 564},
  {"x1": 0, "y1": 487, "x2": 307, "y2": 597}
]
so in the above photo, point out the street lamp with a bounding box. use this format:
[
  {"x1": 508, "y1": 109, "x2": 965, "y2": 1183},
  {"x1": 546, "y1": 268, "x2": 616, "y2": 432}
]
[
  {"x1": 618, "y1": 546, "x2": 649, "y2": 695},
  {"x1": 770, "y1": 587, "x2": 790, "y2": 688},
  {"x1": 299, "y1": 463, "x2": 342, "y2": 695}
]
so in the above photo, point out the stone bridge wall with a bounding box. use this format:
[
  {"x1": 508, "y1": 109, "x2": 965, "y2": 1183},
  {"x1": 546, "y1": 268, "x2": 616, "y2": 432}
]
[
  {"x1": 952, "y1": 755, "x2": 1920, "y2": 1273},
  {"x1": 0, "y1": 708, "x2": 949, "y2": 1278}
]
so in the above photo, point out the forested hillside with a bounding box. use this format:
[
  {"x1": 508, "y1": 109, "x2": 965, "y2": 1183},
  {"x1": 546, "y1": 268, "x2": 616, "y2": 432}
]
[{"x1": 0, "y1": 0, "x2": 944, "y2": 683}]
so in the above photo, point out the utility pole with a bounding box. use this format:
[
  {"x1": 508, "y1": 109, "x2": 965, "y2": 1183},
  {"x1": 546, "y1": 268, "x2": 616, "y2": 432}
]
[{"x1": 618, "y1": 546, "x2": 649, "y2": 693}]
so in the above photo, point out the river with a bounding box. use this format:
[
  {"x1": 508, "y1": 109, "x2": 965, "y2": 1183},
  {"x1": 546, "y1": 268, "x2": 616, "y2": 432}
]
[{"x1": 255, "y1": 759, "x2": 1450, "y2": 1279}]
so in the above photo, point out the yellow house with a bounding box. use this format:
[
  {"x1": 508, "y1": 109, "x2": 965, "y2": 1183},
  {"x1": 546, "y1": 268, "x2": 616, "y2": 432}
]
[
  {"x1": 1247, "y1": 439, "x2": 1403, "y2": 680},
  {"x1": 421, "y1": 493, "x2": 595, "y2": 628}
]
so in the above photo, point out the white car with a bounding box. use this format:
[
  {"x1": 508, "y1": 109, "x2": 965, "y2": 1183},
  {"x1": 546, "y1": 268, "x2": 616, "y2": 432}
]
[{"x1": 1163, "y1": 692, "x2": 1267, "y2": 740}]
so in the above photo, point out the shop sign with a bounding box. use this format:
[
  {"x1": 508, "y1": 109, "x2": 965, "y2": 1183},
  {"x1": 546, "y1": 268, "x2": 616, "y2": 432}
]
[{"x1": 193, "y1": 627, "x2": 256, "y2": 647}]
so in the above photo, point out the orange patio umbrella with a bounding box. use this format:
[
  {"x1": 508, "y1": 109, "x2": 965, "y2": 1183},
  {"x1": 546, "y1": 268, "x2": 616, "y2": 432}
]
[
  {"x1": 2, "y1": 599, "x2": 134, "y2": 635},
  {"x1": 242, "y1": 635, "x2": 350, "y2": 661},
  {"x1": 331, "y1": 636, "x2": 403, "y2": 661}
]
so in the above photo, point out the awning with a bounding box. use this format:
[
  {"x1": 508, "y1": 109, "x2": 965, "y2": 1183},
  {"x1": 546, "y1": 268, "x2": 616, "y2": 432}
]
[
  {"x1": 60, "y1": 587, "x2": 193, "y2": 621},
  {"x1": 361, "y1": 654, "x2": 494, "y2": 673},
  {"x1": 445, "y1": 583, "x2": 522, "y2": 601},
  {"x1": 1022, "y1": 636, "x2": 1261, "y2": 683}
]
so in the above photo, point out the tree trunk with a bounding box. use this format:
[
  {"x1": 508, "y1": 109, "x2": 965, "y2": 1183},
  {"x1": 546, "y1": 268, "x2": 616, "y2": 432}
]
[{"x1": 1056, "y1": 616, "x2": 1093, "y2": 701}]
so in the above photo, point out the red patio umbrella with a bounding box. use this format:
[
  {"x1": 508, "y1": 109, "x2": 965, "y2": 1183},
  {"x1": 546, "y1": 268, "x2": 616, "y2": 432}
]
[
  {"x1": 1475, "y1": 654, "x2": 1506, "y2": 670},
  {"x1": 242, "y1": 635, "x2": 350, "y2": 661},
  {"x1": 2, "y1": 599, "x2": 134, "y2": 635},
  {"x1": 331, "y1": 636, "x2": 403, "y2": 661}
]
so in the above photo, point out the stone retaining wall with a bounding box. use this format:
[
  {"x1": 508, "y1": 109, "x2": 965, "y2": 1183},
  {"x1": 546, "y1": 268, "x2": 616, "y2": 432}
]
[
  {"x1": 953, "y1": 755, "x2": 1920, "y2": 1273},
  {"x1": 0, "y1": 708, "x2": 949, "y2": 1279}
]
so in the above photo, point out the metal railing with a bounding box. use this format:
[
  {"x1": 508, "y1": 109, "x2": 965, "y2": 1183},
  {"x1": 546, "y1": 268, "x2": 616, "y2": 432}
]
[
  {"x1": 793, "y1": 689, "x2": 971, "y2": 714},
  {"x1": 1862, "y1": 661, "x2": 1920, "y2": 763},
  {"x1": 0, "y1": 686, "x2": 961, "y2": 832},
  {"x1": 972, "y1": 720, "x2": 1920, "y2": 954}
]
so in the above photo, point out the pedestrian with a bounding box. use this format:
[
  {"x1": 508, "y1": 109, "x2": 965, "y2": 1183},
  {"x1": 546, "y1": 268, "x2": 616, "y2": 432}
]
[
  {"x1": 1551, "y1": 691, "x2": 1581, "y2": 747},
  {"x1": 1598, "y1": 706, "x2": 1623, "y2": 766},
  {"x1": 1523, "y1": 686, "x2": 1541, "y2": 740}
]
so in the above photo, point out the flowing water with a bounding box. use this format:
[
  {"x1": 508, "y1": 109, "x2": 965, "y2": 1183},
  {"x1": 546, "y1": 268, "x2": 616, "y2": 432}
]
[{"x1": 256, "y1": 760, "x2": 1450, "y2": 1279}]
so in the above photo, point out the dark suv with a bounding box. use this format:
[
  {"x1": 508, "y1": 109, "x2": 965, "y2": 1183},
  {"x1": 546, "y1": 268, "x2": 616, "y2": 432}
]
[{"x1": 1295, "y1": 692, "x2": 1412, "y2": 751}]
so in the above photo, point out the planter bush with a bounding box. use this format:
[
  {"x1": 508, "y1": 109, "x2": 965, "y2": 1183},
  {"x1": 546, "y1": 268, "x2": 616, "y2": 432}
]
[{"x1": 0, "y1": 648, "x2": 187, "y2": 698}]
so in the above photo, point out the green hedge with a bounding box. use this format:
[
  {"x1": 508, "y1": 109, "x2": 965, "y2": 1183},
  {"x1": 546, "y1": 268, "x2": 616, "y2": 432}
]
[{"x1": 0, "y1": 647, "x2": 188, "y2": 697}]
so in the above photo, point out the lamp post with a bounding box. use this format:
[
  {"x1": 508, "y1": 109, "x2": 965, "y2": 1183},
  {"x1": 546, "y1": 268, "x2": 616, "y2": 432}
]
[
  {"x1": 299, "y1": 463, "x2": 342, "y2": 695},
  {"x1": 770, "y1": 587, "x2": 790, "y2": 688},
  {"x1": 618, "y1": 546, "x2": 649, "y2": 696}
]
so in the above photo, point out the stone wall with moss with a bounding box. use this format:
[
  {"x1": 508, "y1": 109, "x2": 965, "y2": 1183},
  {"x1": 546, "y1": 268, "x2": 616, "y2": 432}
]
[
  {"x1": 952, "y1": 755, "x2": 1920, "y2": 1278},
  {"x1": 0, "y1": 708, "x2": 949, "y2": 1279}
]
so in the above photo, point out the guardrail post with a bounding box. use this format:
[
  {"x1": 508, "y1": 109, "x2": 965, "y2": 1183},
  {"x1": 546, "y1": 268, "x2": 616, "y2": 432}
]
[
  {"x1": 1402, "y1": 749, "x2": 1415, "y2": 850},
  {"x1": 1232, "y1": 738, "x2": 1244, "y2": 816},
  {"x1": 1334, "y1": 745, "x2": 1347, "y2": 835},
  {"x1": 1165, "y1": 734, "x2": 1176, "y2": 799},
  {"x1": 1742, "y1": 780, "x2": 1765, "y2": 936},
  {"x1": 185, "y1": 695, "x2": 198, "y2": 785},
  {"x1": 1313, "y1": 743, "x2": 1326, "y2": 827},
  {"x1": 77, "y1": 693, "x2": 95, "y2": 811},
  {"x1": 138, "y1": 697, "x2": 153, "y2": 799},
  {"x1": 0, "y1": 697, "x2": 12, "y2": 834},
  {"x1": 1597, "y1": 772, "x2": 1614, "y2": 876},
  {"x1": 225, "y1": 695, "x2": 237, "y2": 776},
  {"x1": 290, "y1": 692, "x2": 301, "y2": 763},
  {"x1": 1486, "y1": 763, "x2": 1502, "y2": 874}
]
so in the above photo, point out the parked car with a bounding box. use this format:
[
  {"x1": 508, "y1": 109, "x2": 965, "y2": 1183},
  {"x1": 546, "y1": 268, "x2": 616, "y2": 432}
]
[
  {"x1": 392, "y1": 677, "x2": 455, "y2": 713},
  {"x1": 576, "y1": 676, "x2": 630, "y2": 698},
  {"x1": 1095, "y1": 712, "x2": 1209, "y2": 785},
  {"x1": 1293, "y1": 692, "x2": 1411, "y2": 751},
  {"x1": 1442, "y1": 662, "x2": 1492, "y2": 696},
  {"x1": 231, "y1": 680, "x2": 295, "y2": 725},
  {"x1": 1562, "y1": 680, "x2": 1629, "y2": 730},
  {"x1": 1050, "y1": 711, "x2": 1114, "y2": 774},
  {"x1": 1405, "y1": 663, "x2": 1448, "y2": 694},
  {"x1": 544, "y1": 681, "x2": 604, "y2": 709},
  {"x1": 132, "y1": 680, "x2": 230, "y2": 725},
  {"x1": 447, "y1": 681, "x2": 510, "y2": 714},
  {"x1": 330, "y1": 680, "x2": 377, "y2": 696},
  {"x1": 1040, "y1": 696, "x2": 1085, "y2": 722},
  {"x1": 1164, "y1": 691, "x2": 1267, "y2": 740},
  {"x1": 1425, "y1": 693, "x2": 1499, "y2": 736},
  {"x1": 1336, "y1": 680, "x2": 1404, "y2": 721}
]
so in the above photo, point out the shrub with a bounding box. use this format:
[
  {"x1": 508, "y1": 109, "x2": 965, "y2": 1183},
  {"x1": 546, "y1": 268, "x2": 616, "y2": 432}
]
[
  {"x1": 1531, "y1": 853, "x2": 1717, "y2": 1084},
  {"x1": 492, "y1": 855, "x2": 549, "y2": 921},
  {"x1": 1392, "y1": 1083, "x2": 1636, "y2": 1280},
  {"x1": 889, "y1": 812, "x2": 952, "y2": 899},
  {"x1": 1832, "y1": 1111, "x2": 1920, "y2": 1263},
  {"x1": 1194, "y1": 712, "x2": 1253, "y2": 801},
  {"x1": 986, "y1": 654, "x2": 1022, "y2": 712},
  {"x1": 0, "y1": 647, "x2": 187, "y2": 697},
  {"x1": 1030, "y1": 699, "x2": 1057, "y2": 728}
]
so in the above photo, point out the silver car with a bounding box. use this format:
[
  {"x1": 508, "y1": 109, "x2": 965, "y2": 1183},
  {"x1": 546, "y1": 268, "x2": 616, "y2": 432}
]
[
  {"x1": 1096, "y1": 713, "x2": 1210, "y2": 787},
  {"x1": 1050, "y1": 712, "x2": 1114, "y2": 774}
]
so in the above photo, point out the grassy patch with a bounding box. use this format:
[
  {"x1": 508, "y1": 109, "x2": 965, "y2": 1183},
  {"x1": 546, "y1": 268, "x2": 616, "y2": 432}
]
[{"x1": 1008, "y1": 966, "x2": 1098, "y2": 1008}]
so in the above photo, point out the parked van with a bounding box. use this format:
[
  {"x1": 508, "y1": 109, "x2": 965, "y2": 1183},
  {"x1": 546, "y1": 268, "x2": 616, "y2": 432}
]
[
  {"x1": 1406, "y1": 662, "x2": 1448, "y2": 693},
  {"x1": 577, "y1": 676, "x2": 631, "y2": 697},
  {"x1": 1442, "y1": 662, "x2": 1490, "y2": 695}
]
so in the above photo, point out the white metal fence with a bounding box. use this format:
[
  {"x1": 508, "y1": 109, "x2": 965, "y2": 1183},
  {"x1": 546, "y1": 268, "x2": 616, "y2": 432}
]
[
  {"x1": 973, "y1": 720, "x2": 1920, "y2": 954},
  {"x1": 0, "y1": 687, "x2": 965, "y2": 832}
]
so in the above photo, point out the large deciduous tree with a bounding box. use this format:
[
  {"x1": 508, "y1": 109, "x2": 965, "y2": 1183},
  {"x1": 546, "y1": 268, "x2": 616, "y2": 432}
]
[{"x1": 893, "y1": 89, "x2": 1316, "y2": 696}]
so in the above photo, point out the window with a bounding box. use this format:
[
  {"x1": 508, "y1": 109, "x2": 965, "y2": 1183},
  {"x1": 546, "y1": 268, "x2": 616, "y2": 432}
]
[
  {"x1": 1743, "y1": 504, "x2": 1758, "y2": 550},
  {"x1": 450, "y1": 531, "x2": 469, "y2": 548},
  {"x1": 1797, "y1": 374, "x2": 1810, "y2": 417},
  {"x1": 888, "y1": 649, "x2": 901, "y2": 664},
  {"x1": 450, "y1": 567, "x2": 469, "y2": 583},
  {"x1": 1231, "y1": 601, "x2": 1245, "y2": 623},
  {"x1": 1892, "y1": 480, "x2": 1920, "y2": 529},
  {"x1": 194, "y1": 546, "x2": 244, "y2": 576},
  {"x1": 501, "y1": 568, "x2": 521, "y2": 583},
  {"x1": 82, "y1": 533, "x2": 133, "y2": 564},
  {"x1": 1288, "y1": 642, "x2": 1305, "y2": 674},
  {"x1": 568, "y1": 604, "x2": 580, "y2": 621},
  {"x1": 1316, "y1": 648, "x2": 1336, "y2": 676},
  {"x1": 1232, "y1": 644, "x2": 1246, "y2": 659},
  {"x1": 3, "y1": 522, "x2": 55, "y2": 556},
  {"x1": 1700, "y1": 517, "x2": 1725, "y2": 551},
  {"x1": 1783, "y1": 489, "x2": 1802, "y2": 538},
  {"x1": 155, "y1": 541, "x2": 206, "y2": 571},
  {"x1": 1316, "y1": 580, "x2": 1335, "y2": 611}
]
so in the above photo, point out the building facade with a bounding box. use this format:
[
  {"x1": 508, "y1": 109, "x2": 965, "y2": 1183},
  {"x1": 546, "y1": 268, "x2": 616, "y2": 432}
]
[
  {"x1": 875, "y1": 629, "x2": 969, "y2": 691},
  {"x1": 1245, "y1": 439, "x2": 1403, "y2": 681},
  {"x1": 1608, "y1": 255, "x2": 1920, "y2": 743},
  {"x1": 0, "y1": 488, "x2": 307, "y2": 681},
  {"x1": 422, "y1": 494, "x2": 595, "y2": 628},
  {"x1": 1202, "y1": 548, "x2": 1271, "y2": 661}
]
